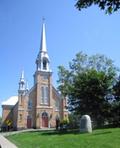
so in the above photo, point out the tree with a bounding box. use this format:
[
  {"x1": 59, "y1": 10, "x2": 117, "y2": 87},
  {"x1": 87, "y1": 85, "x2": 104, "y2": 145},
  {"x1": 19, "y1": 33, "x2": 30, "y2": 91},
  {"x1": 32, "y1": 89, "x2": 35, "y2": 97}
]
[
  {"x1": 75, "y1": 0, "x2": 120, "y2": 14},
  {"x1": 110, "y1": 101, "x2": 120, "y2": 126},
  {"x1": 58, "y1": 52, "x2": 118, "y2": 127},
  {"x1": 0, "y1": 116, "x2": 2, "y2": 128},
  {"x1": 110, "y1": 78, "x2": 120, "y2": 126},
  {"x1": 113, "y1": 77, "x2": 120, "y2": 102}
]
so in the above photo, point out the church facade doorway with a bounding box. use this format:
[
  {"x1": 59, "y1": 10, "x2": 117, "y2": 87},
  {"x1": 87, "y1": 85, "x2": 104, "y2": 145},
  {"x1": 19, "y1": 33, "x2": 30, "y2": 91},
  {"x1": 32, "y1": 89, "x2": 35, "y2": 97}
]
[
  {"x1": 27, "y1": 116, "x2": 32, "y2": 128},
  {"x1": 42, "y1": 112, "x2": 48, "y2": 127}
]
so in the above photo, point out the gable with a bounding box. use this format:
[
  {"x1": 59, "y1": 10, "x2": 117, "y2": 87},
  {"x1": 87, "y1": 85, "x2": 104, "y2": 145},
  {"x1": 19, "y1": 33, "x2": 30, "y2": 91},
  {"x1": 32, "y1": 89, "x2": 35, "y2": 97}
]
[{"x1": 52, "y1": 86, "x2": 62, "y2": 101}]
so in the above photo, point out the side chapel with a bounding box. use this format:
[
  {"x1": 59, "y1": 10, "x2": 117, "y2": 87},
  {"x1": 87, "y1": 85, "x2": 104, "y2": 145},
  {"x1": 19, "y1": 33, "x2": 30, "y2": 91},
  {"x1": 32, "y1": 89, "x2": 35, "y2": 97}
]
[{"x1": 1, "y1": 22, "x2": 68, "y2": 130}]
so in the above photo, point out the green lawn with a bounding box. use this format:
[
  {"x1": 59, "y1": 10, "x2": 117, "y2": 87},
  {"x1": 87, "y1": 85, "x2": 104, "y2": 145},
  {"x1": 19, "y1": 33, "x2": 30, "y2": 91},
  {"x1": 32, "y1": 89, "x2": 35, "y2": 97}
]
[{"x1": 7, "y1": 128, "x2": 120, "y2": 148}]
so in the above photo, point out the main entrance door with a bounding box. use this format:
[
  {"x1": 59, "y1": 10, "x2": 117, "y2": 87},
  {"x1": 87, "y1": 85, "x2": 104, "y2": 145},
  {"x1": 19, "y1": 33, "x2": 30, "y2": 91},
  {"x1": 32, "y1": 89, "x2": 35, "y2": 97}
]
[
  {"x1": 42, "y1": 112, "x2": 48, "y2": 127},
  {"x1": 27, "y1": 116, "x2": 32, "y2": 128}
]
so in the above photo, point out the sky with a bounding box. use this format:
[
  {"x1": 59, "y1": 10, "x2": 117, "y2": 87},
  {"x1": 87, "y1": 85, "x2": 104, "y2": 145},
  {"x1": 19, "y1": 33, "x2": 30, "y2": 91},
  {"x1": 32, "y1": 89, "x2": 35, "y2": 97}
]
[{"x1": 0, "y1": 0, "x2": 120, "y2": 116}]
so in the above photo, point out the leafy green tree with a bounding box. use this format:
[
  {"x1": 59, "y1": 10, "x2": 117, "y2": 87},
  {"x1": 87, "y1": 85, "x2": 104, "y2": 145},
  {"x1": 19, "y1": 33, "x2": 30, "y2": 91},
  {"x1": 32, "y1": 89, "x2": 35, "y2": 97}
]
[
  {"x1": 110, "y1": 78, "x2": 120, "y2": 126},
  {"x1": 109, "y1": 101, "x2": 120, "y2": 126},
  {"x1": 68, "y1": 69, "x2": 113, "y2": 126},
  {"x1": 58, "y1": 52, "x2": 118, "y2": 127},
  {"x1": 0, "y1": 116, "x2": 2, "y2": 127},
  {"x1": 75, "y1": 0, "x2": 120, "y2": 14},
  {"x1": 68, "y1": 113, "x2": 80, "y2": 129},
  {"x1": 113, "y1": 78, "x2": 120, "y2": 102}
]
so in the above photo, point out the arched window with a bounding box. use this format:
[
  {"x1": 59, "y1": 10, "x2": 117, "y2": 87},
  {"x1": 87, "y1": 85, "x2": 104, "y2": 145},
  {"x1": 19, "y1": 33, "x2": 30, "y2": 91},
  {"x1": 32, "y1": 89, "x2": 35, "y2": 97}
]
[
  {"x1": 42, "y1": 112, "x2": 48, "y2": 117},
  {"x1": 41, "y1": 86, "x2": 49, "y2": 104},
  {"x1": 43, "y1": 59, "x2": 47, "y2": 70},
  {"x1": 55, "y1": 100, "x2": 59, "y2": 111}
]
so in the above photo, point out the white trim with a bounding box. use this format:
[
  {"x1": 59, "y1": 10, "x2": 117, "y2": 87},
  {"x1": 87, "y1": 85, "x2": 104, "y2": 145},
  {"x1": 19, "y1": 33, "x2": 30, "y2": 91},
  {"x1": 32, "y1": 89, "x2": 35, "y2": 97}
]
[{"x1": 36, "y1": 106, "x2": 53, "y2": 109}]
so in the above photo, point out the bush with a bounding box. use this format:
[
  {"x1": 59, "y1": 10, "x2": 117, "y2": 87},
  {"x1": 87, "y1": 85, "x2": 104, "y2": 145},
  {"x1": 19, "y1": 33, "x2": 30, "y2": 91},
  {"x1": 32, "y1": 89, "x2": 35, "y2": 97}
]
[{"x1": 59, "y1": 119, "x2": 69, "y2": 131}]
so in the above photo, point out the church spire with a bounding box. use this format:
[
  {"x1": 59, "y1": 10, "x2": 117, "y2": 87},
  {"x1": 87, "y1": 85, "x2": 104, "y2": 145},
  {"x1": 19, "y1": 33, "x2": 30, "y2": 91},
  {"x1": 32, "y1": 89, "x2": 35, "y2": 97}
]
[
  {"x1": 36, "y1": 20, "x2": 51, "y2": 72},
  {"x1": 18, "y1": 70, "x2": 26, "y2": 94},
  {"x1": 40, "y1": 19, "x2": 47, "y2": 53},
  {"x1": 20, "y1": 70, "x2": 25, "y2": 82}
]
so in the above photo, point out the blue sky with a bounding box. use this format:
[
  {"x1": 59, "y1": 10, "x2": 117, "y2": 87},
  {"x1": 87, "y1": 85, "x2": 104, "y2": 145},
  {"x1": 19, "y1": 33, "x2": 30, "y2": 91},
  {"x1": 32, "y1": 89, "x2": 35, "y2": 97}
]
[{"x1": 0, "y1": 0, "x2": 120, "y2": 116}]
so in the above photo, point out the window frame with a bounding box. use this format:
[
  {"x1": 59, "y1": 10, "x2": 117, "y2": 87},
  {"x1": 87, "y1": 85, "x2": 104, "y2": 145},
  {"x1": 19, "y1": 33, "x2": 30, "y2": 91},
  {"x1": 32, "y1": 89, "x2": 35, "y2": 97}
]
[{"x1": 41, "y1": 85, "x2": 49, "y2": 105}]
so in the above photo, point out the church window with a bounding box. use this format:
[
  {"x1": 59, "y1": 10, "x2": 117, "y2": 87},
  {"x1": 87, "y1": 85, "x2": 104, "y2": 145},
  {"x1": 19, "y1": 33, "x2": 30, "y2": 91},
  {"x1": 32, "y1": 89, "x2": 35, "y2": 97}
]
[
  {"x1": 41, "y1": 86, "x2": 49, "y2": 104},
  {"x1": 44, "y1": 86, "x2": 49, "y2": 104},
  {"x1": 41, "y1": 86, "x2": 44, "y2": 103},
  {"x1": 43, "y1": 59, "x2": 47, "y2": 70},
  {"x1": 42, "y1": 112, "x2": 48, "y2": 117},
  {"x1": 28, "y1": 99, "x2": 32, "y2": 109},
  {"x1": 55, "y1": 100, "x2": 59, "y2": 111}
]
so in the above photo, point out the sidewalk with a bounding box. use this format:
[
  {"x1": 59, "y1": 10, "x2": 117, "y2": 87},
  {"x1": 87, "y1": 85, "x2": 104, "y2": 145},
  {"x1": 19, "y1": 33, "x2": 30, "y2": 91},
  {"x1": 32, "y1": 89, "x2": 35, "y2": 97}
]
[
  {"x1": 0, "y1": 128, "x2": 55, "y2": 148},
  {"x1": 0, "y1": 134, "x2": 17, "y2": 148},
  {"x1": 1, "y1": 128, "x2": 55, "y2": 136}
]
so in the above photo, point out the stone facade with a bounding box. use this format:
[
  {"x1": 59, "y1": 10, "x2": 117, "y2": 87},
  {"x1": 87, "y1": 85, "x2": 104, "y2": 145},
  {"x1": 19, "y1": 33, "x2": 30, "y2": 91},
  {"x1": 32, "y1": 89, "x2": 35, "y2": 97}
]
[{"x1": 1, "y1": 22, "x2": 68, "y2": 131}]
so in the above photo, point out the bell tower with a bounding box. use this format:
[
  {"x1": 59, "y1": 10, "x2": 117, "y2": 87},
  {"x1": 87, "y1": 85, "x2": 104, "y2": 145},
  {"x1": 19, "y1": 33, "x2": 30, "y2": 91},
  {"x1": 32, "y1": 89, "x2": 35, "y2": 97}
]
[
  {"x1": 18, "y1": 71, "x2": 26, "y2": 94},
  {"x1": 17, "y1": 71, "x2": 28, "y2": 130},
  {"x1": 34, "y1": 20, "x2": 53, "y2": 128}
]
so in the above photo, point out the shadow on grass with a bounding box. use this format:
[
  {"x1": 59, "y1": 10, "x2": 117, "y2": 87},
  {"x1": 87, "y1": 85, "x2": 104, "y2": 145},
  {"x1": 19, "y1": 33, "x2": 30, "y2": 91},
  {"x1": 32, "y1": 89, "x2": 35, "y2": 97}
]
[
  {"x1": 41, "y1": 130, "x2": 112, "y2": 137},
  {"x1": 26, "y1": 129, "x2": 112, "y2": 137},
  {"x1": 92, "y1": 131, "x2": 112, "y2": 136},
  {"x1": 33, "y1": 129, "x2": 80, "y2": 136}
]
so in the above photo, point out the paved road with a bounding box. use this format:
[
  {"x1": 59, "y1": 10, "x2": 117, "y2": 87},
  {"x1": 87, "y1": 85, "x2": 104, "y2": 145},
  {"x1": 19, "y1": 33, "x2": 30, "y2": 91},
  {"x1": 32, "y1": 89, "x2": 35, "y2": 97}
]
[{"x1": 0, "y1": 134, "x2": 17, "y2": 148}]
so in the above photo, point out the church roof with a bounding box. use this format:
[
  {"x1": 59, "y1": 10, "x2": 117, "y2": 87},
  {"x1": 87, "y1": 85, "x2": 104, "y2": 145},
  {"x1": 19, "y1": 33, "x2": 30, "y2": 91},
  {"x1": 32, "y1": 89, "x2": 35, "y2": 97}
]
[
  {"x1": 52, "y1": 86, "x2": 62, "y2": 99},
  {"x1": 1, "y1": 96, "x2": 18, "y2": 106}
]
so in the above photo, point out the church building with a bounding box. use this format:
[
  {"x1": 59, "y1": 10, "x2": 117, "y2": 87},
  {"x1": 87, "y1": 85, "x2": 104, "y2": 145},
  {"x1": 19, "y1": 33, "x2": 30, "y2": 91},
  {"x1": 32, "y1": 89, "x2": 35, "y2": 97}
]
[{"x1": 1, "y1": 22, "x2": 68, "y2": 130}]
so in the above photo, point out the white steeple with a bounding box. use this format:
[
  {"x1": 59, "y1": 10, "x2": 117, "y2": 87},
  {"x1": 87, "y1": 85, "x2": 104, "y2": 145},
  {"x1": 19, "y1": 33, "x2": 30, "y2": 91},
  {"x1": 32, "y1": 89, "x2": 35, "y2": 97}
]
[
  {"x1": 20, "y1": 70, "x2": 25, "y2": 82},
  {"x1": 36, "y1": 20, "x2": 51, "y2": 72},
  {"x1": 40, "y1": 21, "x2": 47, "y2": 53},
  {"x1": 18, "y1": 70, "x2": 26, "y2": 93}
]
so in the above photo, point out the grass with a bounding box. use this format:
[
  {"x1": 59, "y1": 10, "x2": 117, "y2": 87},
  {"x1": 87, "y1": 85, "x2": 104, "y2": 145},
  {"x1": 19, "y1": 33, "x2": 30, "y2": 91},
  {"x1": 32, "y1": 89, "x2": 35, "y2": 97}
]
[{"x1": 7, "y1": 128, "x2": 120, "y2": 148}]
